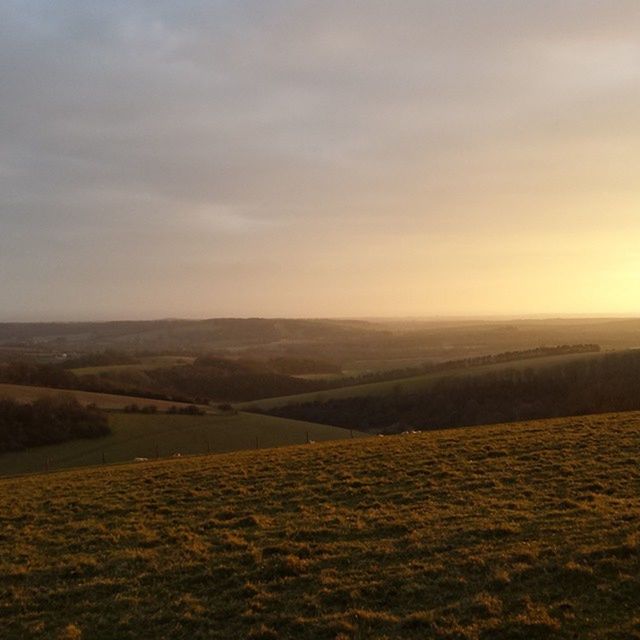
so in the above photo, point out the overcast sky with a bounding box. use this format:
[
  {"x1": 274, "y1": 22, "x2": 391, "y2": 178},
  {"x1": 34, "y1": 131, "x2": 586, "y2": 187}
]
[{"x1": 1, "y1": 1, "x2": 639, "y2": 320}]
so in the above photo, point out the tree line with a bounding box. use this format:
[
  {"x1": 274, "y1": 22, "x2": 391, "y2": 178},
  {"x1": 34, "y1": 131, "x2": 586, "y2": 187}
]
[
  {"x1": 260, "y1": 349, "x2": 640, "y2": 433},
  {"x1": 0, "y1": 397, "x2": 110, "y2": 453},
  {"x1": 337, "y1": 344, "x2": 600, "y2": 387}
]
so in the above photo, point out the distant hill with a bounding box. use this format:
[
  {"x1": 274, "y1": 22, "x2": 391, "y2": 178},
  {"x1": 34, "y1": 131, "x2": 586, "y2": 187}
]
[
  {"x1": 0, "y1": 318, "x2": 380, "y2": 351},
  {"x1": 2, "y1": 317, "x2": 639, "y2": 374}
]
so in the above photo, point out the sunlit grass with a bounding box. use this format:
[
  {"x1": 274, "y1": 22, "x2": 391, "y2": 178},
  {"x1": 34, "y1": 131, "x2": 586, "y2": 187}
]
[{"x1": 2, "y1": 411, "x2": 640, "y2": 638}]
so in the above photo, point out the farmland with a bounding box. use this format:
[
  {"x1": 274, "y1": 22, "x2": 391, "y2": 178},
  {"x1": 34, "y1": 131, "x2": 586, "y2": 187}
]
[
  {"x1": 69, "y1": 355, "x2": 196, "y2": 376},
  {"x1": 2, "y1": 410, "x2": 640, "y2": 639},
  {"x1": 0, "y1": 411, "x2": 358, "y2": 477},
  {"x1": 0, "y1": 383, "x2": 205, "y2": 411}
]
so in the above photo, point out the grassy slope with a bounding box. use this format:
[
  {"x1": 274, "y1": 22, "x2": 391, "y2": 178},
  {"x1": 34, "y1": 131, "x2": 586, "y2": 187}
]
[
  {"x1": 239, "y1": 350, "x2": 602, "y2": 410},
  {"x1": 2, "y1": 411, "x2": 640, "y2": 639},
  {"x1": 0, "y1": 412, "x2": 359, "y2": 476},
  {"x1": 0, "y1": 382, "x2": 203, "y2": 411}
]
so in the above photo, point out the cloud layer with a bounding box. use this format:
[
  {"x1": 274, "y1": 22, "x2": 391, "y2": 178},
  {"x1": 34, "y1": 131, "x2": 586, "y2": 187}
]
[{"x1": 2, "y1": 1, "x2": 639, "y2": 319}]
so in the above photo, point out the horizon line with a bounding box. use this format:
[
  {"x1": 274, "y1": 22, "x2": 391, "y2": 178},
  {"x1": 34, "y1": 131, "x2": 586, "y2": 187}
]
[{"x1": 1, "y1": 312, "x2": 639, "y2": 325}]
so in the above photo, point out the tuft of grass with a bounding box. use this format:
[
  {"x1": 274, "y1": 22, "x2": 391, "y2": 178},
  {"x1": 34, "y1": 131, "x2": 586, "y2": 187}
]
[
  {"x1": 57, "y1": 624, "x2": 83, "y2": 640},
  {"x1": 1, "y1": 411, "x2": 640, "y2": 638}
]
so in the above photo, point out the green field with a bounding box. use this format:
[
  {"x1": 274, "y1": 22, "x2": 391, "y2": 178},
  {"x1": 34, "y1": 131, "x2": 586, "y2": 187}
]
[
  {"x1": 240, "y1": 350, "x2": 604, "y2": 410},
  {"x1": 70, "y1": 355, "x2": 195, "y2": 376},
  {"x1": 0, "y1": 382, "x2": 205, "y2": 411},
  {"x1": 0, "y1": 411, "x2": 360, "y2": 476},
  {"x1": 2, "y1": 411, "x2": 639, "y2": 638}
]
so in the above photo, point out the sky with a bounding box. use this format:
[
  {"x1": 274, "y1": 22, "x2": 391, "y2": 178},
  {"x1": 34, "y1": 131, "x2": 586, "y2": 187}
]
[{"x1": 1, "y1": 0, "x2": 639, "y2": 321}]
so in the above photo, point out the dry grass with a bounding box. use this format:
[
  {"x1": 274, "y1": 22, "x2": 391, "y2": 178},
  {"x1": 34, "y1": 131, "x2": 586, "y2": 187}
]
[{"x1": 2, "y1": 411, "x2": 640, "y2": 639}]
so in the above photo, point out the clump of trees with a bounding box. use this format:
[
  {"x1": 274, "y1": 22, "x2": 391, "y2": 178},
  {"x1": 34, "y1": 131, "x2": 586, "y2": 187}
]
[
  {"x1": 216, "y1": 403, "x2": 237, "y2": 414},
  {"x1": 166, "y1": 404, "x2": 205, "y2": 416},
  {"x1": 0, "y1": 361, "x2": 77, "y2": 388},
  {"x1": 0, "y1": 397, "x2": 110, "y2": 452},
  {"x1": 122, "y1": 403, "x2": 205, "y2": 415},
  {"x1": 123, "y1": 403, "x2": 158, "y2": 414}
]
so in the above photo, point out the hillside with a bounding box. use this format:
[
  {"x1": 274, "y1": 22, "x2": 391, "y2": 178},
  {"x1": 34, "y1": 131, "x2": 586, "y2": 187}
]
[
  {"x1": 240, "y1": 349, "x2": 603, "y2": 410},
  {"x1": 257, "y1": 348, "x2": 640, "y2": 433},
  {"x1": 0, "y1": 411, "x2": 359, "y2": 476},
  {"x1": 2, "y1": 411, "x2": 640, "y2": 639},
  {"x1": 0, "y1": 318, "x2": 379, "y2": 353},
  {"x1": 69, "y1": 355, "x2": 195, "y2": 376},
  {"x1": 0, "y1": 382, "x2": 206, "y2": 411}
]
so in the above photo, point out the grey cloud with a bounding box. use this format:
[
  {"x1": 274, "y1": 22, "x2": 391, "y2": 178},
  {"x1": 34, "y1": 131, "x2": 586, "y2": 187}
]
[{"x1": 1, "y1": 1, "x2": 639, "y2": 318}]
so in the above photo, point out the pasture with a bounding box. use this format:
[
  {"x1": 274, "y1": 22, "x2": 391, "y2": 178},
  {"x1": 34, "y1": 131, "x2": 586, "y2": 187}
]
[
  {"x1": 2, "y1": 411, "x2": 640, "y2": 638},
  {"x1": 0, "y1": 411, "x2": 358, "y2": 476}
]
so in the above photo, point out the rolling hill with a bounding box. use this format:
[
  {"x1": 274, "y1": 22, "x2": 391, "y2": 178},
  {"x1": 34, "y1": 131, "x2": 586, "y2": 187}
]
[
  {"x1": 0, "y1": 410, "x2": 360, "y2": 477},
  {"x1": 69, "y1": 355, "x2": 196, "y2": 376},
  {"x1": 0, "y1": 382, "x2": 205, "y2": 411},
  {"x1": 3, "y1": 317, "x2": 639, "y2": 377},
  {"x1": 239, "y1": 349, "x2": 604, "y2": 411},
  {"x1": 0, "y1": 318, "x2": 380, "y2": 352},
  {"x1": 256, "y1": 348, "x2": 640, "y2": 434},
  {"x1": 2, "y1": 411, "x2": 639, "y2": 638}
]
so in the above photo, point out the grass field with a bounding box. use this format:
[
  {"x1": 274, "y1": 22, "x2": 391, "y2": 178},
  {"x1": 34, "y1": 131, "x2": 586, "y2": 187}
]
[
  {"x1": 69, "y1": 355, "x2": 196, "y2": 376},
  {"x1": 240, "y1": 350, "x2": 604, "y2": 410},
  {"x1": 2, "y1": 411, "x2": 640, "y2": 638},
  {"x1": 0, "y1": 383, "x2": 204, "y2": 411},
  {"x1": 0, "y1": 412, "x2": 359, "y2": 476}
]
